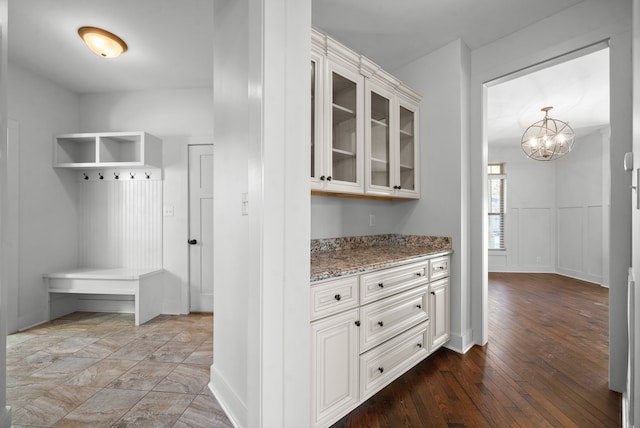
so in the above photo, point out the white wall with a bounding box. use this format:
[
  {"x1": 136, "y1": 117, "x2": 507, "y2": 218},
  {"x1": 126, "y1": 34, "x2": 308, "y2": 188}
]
[
  {"x1": 556, "y1": 130, "x2": 607, "y2": 284},
  {"x1": 212, "y1": 0, "x2": 311, "y2": 426},
  {"x1": 311, "y1": 195, "x2": 403, "y2": 238},
  {"x1": 488, "y1": 144, "x2": 556, "y2": 272},
  {"x1": 470, "y1": 0, "x2": 632, "y2": 391},
  {"x1": 488, "y1": 129, "x2": 609, "y2": 285},
  {"x1": 393, "y1": 40, "x2": 473, "y2": 353},
  {"x1": 79, "y1": 88, "x2": 213, "y2": 314},
  {"x1": 7, "y1": 61, "x2": 80, "y2": 331}
]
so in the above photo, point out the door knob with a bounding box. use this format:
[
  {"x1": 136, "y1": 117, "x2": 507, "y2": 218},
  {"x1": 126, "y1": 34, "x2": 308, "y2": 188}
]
[{"x1": 188, "y1": 239, "x2": 198, "y2": 245}]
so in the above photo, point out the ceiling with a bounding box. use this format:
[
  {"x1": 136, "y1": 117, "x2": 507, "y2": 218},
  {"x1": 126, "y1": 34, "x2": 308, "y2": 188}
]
[{"x1": 8, "y1": 0, "x2": 606, "y2": 144}]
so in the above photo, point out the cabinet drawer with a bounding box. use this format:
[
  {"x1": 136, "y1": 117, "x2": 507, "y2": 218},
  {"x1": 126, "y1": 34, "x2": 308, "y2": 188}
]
[
  {"x1": 311, "y1": 276, "x2": 359, "y2": 321},
  {"x1": 430, "y1": 256, "x2": 450, "y2": 281},
  {"x1": 359, "y1": 284, "x2": 429, "y2": 352},
  {"x1": 360, "y1": 261, "x2": 428, "y2": 305},
  {"x1": 359, "y1": 321, "x2": 430, "y2": 401}
]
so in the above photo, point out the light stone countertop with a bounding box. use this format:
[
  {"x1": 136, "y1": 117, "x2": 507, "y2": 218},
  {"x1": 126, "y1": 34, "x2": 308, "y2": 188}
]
[{"x1": 310, "y1": 234, "x2": 452, "y2": 282}]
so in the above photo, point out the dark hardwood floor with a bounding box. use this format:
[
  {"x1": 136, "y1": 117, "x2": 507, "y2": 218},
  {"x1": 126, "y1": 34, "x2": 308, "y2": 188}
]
[{"x1": 332, "y1": 273, "x2": 621, "y2": 427}]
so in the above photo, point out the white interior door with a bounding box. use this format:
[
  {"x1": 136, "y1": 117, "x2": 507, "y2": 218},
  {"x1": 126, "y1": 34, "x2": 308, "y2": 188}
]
[{"x1": 188, "y1": 145, "x2": 214, "y2": 312}]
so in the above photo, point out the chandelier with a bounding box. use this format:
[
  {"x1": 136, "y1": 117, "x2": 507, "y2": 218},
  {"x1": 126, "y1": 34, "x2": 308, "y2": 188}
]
[{"x1": 520, "y1": 106, "x2": 575, "y2": 161}]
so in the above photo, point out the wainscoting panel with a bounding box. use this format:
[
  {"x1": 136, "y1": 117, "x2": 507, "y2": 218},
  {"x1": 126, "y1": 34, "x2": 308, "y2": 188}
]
[
  {"x1": 78, "y1": 180, "x2": 163, "y2": 269},
  {"x1": 586, "y1": 205, "x2": 603, "y2": 280},
  {"x1": 518, "y1": 208, "x2": 553, "y2": 268},
  {"x1": 557, "y1": 207, "x2": 584, "y2": 274}
]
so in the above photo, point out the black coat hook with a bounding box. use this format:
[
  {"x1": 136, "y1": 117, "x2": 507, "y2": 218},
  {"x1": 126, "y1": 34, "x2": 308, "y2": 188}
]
[
  {"x1": 83, "y1": 173, "x2": 89, "y2": 180},
  {"x1": 114, "y1": 172, "x2": 120, "y2": 180},
  {"x1": 145, "y1": 172, "x2": 151, "y2": 179},
  {"x1": 98, "y1": 172, "x2": 104, "y2": 180},
  {"x1": 130, "y1": 172, "x2": 136, "y2": 179}
]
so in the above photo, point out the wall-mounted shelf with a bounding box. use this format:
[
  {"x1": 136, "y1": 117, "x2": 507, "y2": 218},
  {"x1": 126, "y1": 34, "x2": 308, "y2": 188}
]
[{"x1": 53, "y1": 131, "x2": 162, "y2": 169}]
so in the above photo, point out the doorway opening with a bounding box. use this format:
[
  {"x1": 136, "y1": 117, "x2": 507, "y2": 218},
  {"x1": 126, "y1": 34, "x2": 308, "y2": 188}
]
[{"x1": 484, "y1": 44, "x2": 612, "y2": 382}]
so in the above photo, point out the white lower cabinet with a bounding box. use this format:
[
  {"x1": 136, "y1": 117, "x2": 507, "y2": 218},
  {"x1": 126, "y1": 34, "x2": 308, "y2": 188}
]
[
  {"x1": 311, "y1": 309, "x2": 360, "y2": 427},
  {"x1": 311, "y1": 255, "x2": 450, "y2": 428},
  {"x1": 430, "y1": 277, "x2": 450, "y2": 350},
  {"x1": 359, "y1": 320, "x2": 430, "y2": 401}
]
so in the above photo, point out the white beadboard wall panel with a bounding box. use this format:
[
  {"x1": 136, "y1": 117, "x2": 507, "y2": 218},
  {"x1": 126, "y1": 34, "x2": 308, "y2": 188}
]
[{"x1": 78, "y1": 180, "x2": 162, "y2": 269}]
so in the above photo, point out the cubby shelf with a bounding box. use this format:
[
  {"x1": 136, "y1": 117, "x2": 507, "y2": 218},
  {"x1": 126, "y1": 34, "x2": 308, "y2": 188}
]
[{"x1": 53, "y1": 131, "x2": 162, "y2": 169}]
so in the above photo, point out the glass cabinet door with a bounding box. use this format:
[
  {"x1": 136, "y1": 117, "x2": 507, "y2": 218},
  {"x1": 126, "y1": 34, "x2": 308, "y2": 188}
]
[
  {"x1": 369, "y1": 91, "x2": 391, "y2": 188},
  {"x1": 398, "y1": 105, "x2": 416, "y2": 192},
  {"x1": 330, "y1": 71, "x2": 358, "y2": 184}
]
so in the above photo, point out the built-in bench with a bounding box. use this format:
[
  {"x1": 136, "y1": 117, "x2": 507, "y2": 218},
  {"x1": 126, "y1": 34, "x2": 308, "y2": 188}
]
[{"x1": 44, "y1": 268, "x2": 164, "y2": 326}]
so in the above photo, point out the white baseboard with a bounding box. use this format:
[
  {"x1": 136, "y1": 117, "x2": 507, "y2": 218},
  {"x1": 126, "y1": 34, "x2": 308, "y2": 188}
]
[
  {"x1": 0, "y1": 406, "x2": 11, "y2": 428},
  {"x1": 445, "y1": 329, "x2": 474, "y2": 354},
  {"x1": 209, "y1": 364, "x2": 246, "y2": 428}
]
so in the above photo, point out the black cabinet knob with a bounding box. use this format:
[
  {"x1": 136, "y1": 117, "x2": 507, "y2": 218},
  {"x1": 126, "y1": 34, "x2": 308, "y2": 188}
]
[
  {"x1": 334, "y1": 294, "x2": 341, "y2": 301},
  {"x1": 378, "y1": 283, "x2": 384, "y2": 288},
  {"x1": 320, "y1": 175, "x2": 325, "y2": 181},
  {"x1": 378, "y1": 367, "x2": 384, "y2": 373},
  {"x1": 417, "y1": 343, "x2": 423, "y2": 348},
  {"x1": 188, "y1": 239, "x2": 198, "y2": 245},
  {"x1": 416, "y1": 272, "x2": 422, "y2": 277},
  {"x1": 416, "y1": 304, "x2": 422, "y2": 309},
  {"x1": 378, "y1": 321, "x2": 384, "y2": 327},
  {"x1": 326, "y1": 176, "x2": 332, "y2": 181},
  {"x1": 430, "y1": 291, "x2": 436, "y2": 295},
  {"x1": 355, "y1": 320, "x2": 361, "y2": 327}
]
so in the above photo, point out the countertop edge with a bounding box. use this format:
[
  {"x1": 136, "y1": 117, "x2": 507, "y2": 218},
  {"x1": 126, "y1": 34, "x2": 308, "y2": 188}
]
[{"x1": 310, "y1": 249, "x2": 452, "y2": 283}]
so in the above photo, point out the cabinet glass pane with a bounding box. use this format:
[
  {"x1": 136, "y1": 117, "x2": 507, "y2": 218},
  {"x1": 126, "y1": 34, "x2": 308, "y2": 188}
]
[
  {"x1": 399, "y1": 106, "x2": 415, "y2": 191},
  {"x1": 332, "y1": 72, "x2": 357, "y2": 183},
  {"x1": 370, "y1": 92, "x2": 390, "y2": 187},
  {"x1": 311, "y1": 60, "x2": 316, "y2": 178}
]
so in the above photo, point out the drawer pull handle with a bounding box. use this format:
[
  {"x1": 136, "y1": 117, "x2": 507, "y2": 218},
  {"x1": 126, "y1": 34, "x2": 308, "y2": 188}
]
[
  {"x1": 430, "y1": 291, "x2": 436, "y2": 295},
  {"x1": 378, "y1": 321, "x2": 384, "y2": 327},
  {"x1": 415, "y1": 272, "x2": 423, "y2": 277},
  {"x1": 378, "y1": 367, "x2": 384, "y2": 373},
  {"x1": 355, "y1": 320, "x2": 361, "y2": 327},
  {"x1": 334, "y1": 294, "x2": 341, "y2": 301},
  {"x1": 378, "y1": 283, "x2": 384, "y2": 288},
  {"x1": 416, "y1": 304, "x2": 422, "y2": 309},
  {"x1": 417, "y1": 343, "x2": 423, "y2": 348},
  {"x1": 320, "y1": 175, "x2": 325, "y2": 181}
]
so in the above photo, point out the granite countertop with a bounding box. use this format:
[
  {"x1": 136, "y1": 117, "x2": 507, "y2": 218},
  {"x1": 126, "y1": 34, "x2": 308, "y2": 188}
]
[{"x1": 310, "y1": 234, "x2": 452, "y2": 282}]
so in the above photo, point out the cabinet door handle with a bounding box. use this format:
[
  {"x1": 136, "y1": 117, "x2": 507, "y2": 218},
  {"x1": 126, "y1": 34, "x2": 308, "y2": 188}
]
[
  {"x1": 417, "y1": 343, "x2": 423, "y2": 348},
  {"x1": 378, "y1": 283, "x2": 384, "y2": 288},
  {"x1": 415, "y1": 272, "x2": 423, "y2": 277},
  {"x1": 355, "y1": 320, "x2": 361, "y2": 327},
  {"x1": 378, "y1": 321, "x2": 384, "y2": 327},
  {"x1": 416, "y1": 304, "x2": 422, "y2": 309},
  {"x1": 326, "y1": 176, "x2": 332, "y2": 181},
  {"x1": 188, "y1": 239, "x2": 198, "y2": 245},
  {"x1": 397, "y1": 185, "x2": 402, "y2": 190},
  {"x1": 430, "y1": 291, "x2": 435, "y2": 295},
  {"x1": 320, "y1": 175, "x2": 325, "y2": 181},
  {"x1": 378, "y1": 367, "x2": 384, "y2": 373},
  {"x1": 334, "y1": 294, "x2": 341, "y2": 301}
]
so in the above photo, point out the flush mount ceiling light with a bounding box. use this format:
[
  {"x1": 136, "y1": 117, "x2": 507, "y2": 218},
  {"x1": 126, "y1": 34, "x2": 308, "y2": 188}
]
[
  {"x1": 520, "y1": 106, "x2": 575, "y2": 161},
  {"x1": 78, "y1": 26, "x2": 128, "y2": 58}
]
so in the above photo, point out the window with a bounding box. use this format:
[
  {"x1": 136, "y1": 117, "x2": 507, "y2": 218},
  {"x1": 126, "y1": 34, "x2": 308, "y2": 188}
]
[{"x1": 488, "y1": 163, "x2": 505, "y2": 250}]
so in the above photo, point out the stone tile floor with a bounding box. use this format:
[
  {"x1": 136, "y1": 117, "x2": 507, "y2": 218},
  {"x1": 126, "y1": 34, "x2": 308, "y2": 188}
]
[{"x1": 6, "y1": 312, "x2": 233, "y2": 427}]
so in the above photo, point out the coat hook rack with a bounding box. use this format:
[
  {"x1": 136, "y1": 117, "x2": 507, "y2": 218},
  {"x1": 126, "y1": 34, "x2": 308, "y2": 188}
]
[{"x1": 114, "y1": 172, "x2": 120, "y2": 180}]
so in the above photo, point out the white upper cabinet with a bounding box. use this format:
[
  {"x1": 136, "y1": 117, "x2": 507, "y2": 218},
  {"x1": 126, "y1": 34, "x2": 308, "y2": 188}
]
[
  {"x1": 311, "y1": 32, "x2": 365, "y2": 194},
  {"x1": 311, "y1": 29, "x2": 421, "y2": 199}
]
